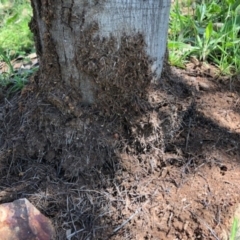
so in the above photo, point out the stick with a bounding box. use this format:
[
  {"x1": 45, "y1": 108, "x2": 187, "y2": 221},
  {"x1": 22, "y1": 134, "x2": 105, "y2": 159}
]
[
  {"x1": 113, "y1": 208, "x2": 140, "y2": 233},
  {"x1": 185, "y1": 117, "x2": 192, "y2": 152}
]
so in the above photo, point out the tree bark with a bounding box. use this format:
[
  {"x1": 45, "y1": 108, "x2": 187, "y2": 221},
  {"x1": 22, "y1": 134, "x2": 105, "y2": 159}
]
[{"x1": 30, "y1": 0, "x2": 170, "y2": 114}]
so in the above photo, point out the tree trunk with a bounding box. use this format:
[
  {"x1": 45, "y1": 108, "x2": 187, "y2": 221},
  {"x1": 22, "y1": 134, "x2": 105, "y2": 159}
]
[
  {"x1": 30, "y1": 0, "x2": 171, "y2": 114},
  {"x1": 1, "y1": 4, "x2": 172, "y2": 236}
]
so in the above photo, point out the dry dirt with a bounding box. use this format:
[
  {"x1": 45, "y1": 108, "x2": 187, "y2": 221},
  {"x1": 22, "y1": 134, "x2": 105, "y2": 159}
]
[{"x1": 0, "y1": 60, "x2": 240, "y2": 240}]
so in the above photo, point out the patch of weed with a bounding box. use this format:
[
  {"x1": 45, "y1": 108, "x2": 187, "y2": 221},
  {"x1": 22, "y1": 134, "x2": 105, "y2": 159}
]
[
  {"x1": 0, "y1": 0, "x2": 34, "y2": 56},
  {"x1": 168, "y1": 0, "x2": 240, "y2": 76},
  {"x1": 0, "y1": 0, "x2": 35, "y2": 94},
  {"x1": 230, "y1": 217, "x2": 239, "y2": 240},
  {"x1": 0, "y1": 48, "x2": 38, "y2": 95}
]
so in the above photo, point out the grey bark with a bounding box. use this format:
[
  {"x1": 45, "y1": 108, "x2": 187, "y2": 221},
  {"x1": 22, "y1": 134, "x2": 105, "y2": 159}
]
[{"x1": 30, "y1": 0, "x2": 171, "y2": 105}]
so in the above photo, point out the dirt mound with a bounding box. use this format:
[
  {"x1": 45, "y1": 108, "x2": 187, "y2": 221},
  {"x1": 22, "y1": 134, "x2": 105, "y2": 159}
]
[{"x1": 0, "y1": 64, "x2": 240, "y2": 239}]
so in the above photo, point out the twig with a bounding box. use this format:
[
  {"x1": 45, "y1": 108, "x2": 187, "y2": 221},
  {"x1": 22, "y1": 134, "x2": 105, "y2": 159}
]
[
  {"x1": 197, "y1": 172, "x2": 212, "y2": 193},
  {"x1": 168, "y1": 211, "x2": 173, "y2": 228},
  {"x1": 185, "y1": 117, "x2": 192, "y2": 152},
  {"x1": 113, "y1": 208, "x2": 140, "y2": 233},
  {"x1": 66, "y1": 229, "x2": 84, "y2": 239},
  {"x1": 7, "y1": 151, "x2": 14, "y2": 178},
  {"x1": 113, "y1": 181, "x2": 122, "y2": 197},
  {"x1": 4, "y1": 98, "x2": 13, "y2": 107}
]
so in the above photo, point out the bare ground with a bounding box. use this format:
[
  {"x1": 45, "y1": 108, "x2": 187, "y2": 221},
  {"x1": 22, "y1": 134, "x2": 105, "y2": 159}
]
[{"x1": 0, "y1": 62, "x2": 240, "y2": 239}]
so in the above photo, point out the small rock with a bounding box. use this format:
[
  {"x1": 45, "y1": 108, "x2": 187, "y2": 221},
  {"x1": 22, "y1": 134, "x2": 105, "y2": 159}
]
[
  {"x1": 0, "y1": 198, "x2": 55, "y2": 240},
  {"x1": 198, "y1": 82, "x2": 210, "y2": 91},
  {"x1": 227, "y1": 93, "x2": 235, "y2": 98}
]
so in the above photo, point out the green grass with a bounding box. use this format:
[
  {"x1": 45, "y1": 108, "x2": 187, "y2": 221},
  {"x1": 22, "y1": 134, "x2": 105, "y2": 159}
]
[
  {"x1": 230, "y1": 218, "x2": 239, "y2": 240},
  {"x1": 168, "y1": 0, "x2": 240, "y2": 76},
  {"x1": 0, "y1": 0, "x2": 35, "y2": 94},
  {"x1": 0, "y1": 0, "x2": 33, "y2": 55},
  {"x1": 0, "y1": 48, "x2": 38, "y2": 95}
]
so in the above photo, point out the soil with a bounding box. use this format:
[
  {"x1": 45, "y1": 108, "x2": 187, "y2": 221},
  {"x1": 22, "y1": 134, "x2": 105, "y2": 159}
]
[{"x1": 1, "y1": 59, "x2": 240, "y2": 240}]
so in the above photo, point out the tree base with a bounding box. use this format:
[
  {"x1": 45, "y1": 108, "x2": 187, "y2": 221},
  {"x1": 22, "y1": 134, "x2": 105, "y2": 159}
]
[{"x1": 0, "y1": 55, "x2": 189, "y2": 238}]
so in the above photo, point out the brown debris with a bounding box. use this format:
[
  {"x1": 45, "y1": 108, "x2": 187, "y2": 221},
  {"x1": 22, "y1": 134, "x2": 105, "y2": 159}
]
[
  {"x1": 76, "y1": 24, "x2": 152, "y2": 116},
  {"x1": 0, "y1": 62, "x2": 240, "y2": 239}
]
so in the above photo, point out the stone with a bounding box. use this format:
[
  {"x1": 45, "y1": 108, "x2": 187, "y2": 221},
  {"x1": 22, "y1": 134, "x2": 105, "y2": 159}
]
[{"x1": 0, "y1": 198, "x2": 55, "y2": 240}]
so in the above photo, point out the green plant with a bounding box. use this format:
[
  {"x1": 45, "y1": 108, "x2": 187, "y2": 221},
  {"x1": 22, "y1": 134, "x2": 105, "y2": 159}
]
[
  {"x1": 0, "y1": 0, "x2": 34, "y2": 56},
  {"x1": 0, "y1": 48, "x2": 14, "y2": 73},
  {"x1": 0, "y1": 48, "x2": 38, "y2": 94},
  {"x1": 168, "y1": 41, "x2": 190, "y2": 68},
  {"x1": 230, "y1": 217, "x2": 239, "y2": 240},
  {"x1": 168, "y1": 0, "x2": 240, "y2": 76},
  {"x1": 0, "y1": 0, "x2": 36, "y2": 94}
]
